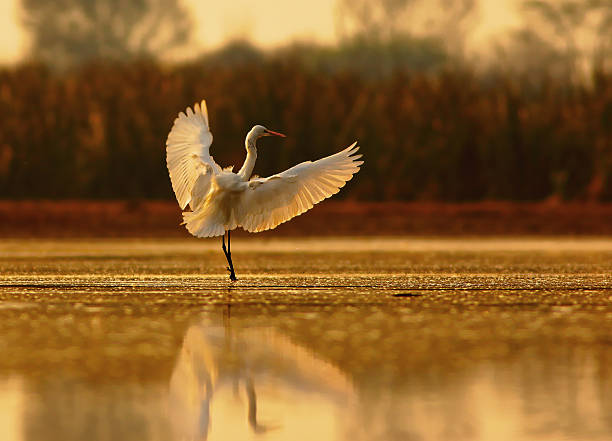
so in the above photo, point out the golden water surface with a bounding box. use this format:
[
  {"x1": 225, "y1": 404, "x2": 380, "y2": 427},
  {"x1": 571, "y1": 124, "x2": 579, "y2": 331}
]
[{"x1": 0, "y1": 237, "x2": 611, "y2": 441}]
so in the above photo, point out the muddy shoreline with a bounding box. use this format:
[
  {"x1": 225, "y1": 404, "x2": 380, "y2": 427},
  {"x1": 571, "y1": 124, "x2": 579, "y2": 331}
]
[{"x1": 2, "y1": 200, "x2": 612, "y2": 237}]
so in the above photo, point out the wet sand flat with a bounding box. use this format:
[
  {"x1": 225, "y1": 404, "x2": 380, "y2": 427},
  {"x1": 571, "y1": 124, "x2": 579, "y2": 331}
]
[{"x1": 0, "y1": 237, "x2": 611, "y2": 441}]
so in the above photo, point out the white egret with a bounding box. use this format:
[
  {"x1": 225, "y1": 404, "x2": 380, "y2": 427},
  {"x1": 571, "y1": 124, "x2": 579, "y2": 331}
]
[{"x1": 166, "y1": 100, "x2": 363, "y2": 280}]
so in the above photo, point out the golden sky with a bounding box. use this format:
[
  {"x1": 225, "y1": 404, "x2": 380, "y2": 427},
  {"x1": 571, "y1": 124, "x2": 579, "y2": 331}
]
[{"x1": 0, "y1": 0, "x2": 521, "y2": 64}]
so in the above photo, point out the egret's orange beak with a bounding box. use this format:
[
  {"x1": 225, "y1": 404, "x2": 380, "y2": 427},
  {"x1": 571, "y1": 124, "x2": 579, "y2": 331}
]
[{"x1": 265, "y1": 129, "x2": 286, "y2": 137}]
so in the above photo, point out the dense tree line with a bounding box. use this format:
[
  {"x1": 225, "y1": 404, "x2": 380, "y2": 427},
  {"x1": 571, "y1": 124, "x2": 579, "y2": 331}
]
[{"x1": 0, "y1": 58, "x2": 610, "y2": 201}]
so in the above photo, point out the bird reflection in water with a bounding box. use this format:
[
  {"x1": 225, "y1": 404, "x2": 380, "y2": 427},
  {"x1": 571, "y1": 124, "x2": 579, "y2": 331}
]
[{"x1": 167, "y1": 309, "x2": 355, "y2": 441}]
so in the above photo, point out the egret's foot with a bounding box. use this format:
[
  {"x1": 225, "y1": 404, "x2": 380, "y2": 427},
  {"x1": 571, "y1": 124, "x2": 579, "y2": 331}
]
[{"x1": 227, "y1": 267, "x2": 238, "y2": 281}]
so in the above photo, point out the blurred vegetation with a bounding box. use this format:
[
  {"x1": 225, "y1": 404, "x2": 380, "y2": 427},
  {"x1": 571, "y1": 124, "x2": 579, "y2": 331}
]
[
  {"x1": 0, "y1": 54, "x2": 610, "y2": 201},
  {"x1": 335, "y1": 0, "x2": 476, "y2": 56},
  {"x1": 21, "y1": 0, "x2": 192, "y2": 69},
  {"x1": 0, "y1": 0, "x2": 610, "y2": 202},
  {"x1": 499, "y1": 0, "x2": 612, "y2": 81}
]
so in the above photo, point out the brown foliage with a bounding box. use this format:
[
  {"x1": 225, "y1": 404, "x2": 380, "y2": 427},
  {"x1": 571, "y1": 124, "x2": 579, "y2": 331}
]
[
  {"x1": 2, "y1": 200, "x2": 612, "y2": 237},
  {"x1": 0, "y1": 60, "x2": 611, "y2": 201}
]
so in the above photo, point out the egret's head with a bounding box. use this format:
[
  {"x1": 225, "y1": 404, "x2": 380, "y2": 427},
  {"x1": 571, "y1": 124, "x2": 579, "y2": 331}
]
[{"x1": 249, "y1": 125, "x2": 286, "y2": 140}]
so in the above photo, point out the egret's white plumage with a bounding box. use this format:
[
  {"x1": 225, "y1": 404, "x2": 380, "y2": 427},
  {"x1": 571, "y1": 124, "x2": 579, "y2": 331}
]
[
  {"x1": 166, "y1": 100, "x2": 362, "y2": 280},
  {"x1": 166, "y1": 101, "x2": 220, "y2": 211},
  {"x1": 166, "y1": 100, "x2": 363, "y2": 238}
]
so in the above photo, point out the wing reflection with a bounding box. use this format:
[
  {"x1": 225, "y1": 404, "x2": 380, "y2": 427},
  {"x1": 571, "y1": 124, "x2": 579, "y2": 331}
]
[{"x1": 168, "y1": 313, "x2": 355, "y2": 441}]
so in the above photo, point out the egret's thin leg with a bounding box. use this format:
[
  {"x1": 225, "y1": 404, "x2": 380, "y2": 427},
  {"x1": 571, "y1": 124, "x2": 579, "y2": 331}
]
[
  {"x1": 221, "y1": 232, "x2": 229, "y2": 269},
  {"x1": 227, "y1": 230, "x2": 237, "y2": 281},
  {"x1": 221, "y1": 230, "x2": 237, "y2": 281}
]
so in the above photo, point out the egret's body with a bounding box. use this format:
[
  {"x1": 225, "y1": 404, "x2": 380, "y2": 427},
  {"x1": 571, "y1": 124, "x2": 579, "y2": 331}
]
[{"x1": 166, "y1": 100, "x2": 363, "y2": 280}]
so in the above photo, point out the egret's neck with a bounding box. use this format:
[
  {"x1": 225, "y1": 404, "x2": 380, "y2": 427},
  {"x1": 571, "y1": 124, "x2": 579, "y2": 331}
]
[{"x1": 237, "y1": 137, "x2": 257, "y2": 180}]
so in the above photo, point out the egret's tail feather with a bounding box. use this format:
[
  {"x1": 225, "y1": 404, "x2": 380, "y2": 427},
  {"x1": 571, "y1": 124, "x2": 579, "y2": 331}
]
[{"x1": 182, "y1": 208, "x2": 225, "y2": 238}]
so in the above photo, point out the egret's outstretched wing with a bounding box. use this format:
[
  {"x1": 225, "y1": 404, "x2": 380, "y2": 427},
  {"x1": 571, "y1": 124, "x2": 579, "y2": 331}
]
[
  {"x1": 237, "y1": 143, "x2": 363, "y2": 233},
  {"x1": 166, "y1": 100, "x2": 222, "y2": 210}
]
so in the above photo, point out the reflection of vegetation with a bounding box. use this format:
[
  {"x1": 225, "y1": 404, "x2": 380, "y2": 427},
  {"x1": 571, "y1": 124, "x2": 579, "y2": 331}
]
[
  {"x1": 21, "y1": 0, "x2": 192, "y2": 68},
  {"x1": 0, "y1": 57, "x2": 610, "y2": 201}
]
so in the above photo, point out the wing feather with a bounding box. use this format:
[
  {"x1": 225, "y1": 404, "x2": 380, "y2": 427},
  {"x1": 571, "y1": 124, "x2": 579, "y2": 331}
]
[
  {"x1": 237, "y1": 143, "x2": 363, "y2": 233},
  {"x1": 166, "y1": 100, "x2": 221, "y2": 210}
]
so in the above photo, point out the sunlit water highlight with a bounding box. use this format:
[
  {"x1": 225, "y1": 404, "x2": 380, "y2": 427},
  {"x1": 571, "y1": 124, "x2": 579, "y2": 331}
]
[{"x1": 0, "y1": 237, "x2": 611, "y2": 441}]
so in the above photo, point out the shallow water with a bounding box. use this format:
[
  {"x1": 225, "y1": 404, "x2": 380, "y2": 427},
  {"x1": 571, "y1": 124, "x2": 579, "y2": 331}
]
[{"x1": 1, "y1": 237, "x2": 611, "y2": 441}]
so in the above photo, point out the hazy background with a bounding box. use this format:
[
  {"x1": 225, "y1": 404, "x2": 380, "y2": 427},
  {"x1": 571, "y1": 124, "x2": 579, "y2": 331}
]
[{"x1": 0, "y1": 0, "x2": 610, "y2": 201}]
